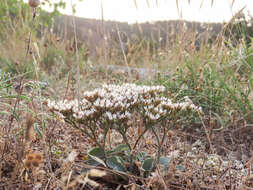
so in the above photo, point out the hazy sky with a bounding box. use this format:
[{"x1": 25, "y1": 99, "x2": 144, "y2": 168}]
[{"x1": 40, "y1": 0, "x2": 253, "y2": 23}]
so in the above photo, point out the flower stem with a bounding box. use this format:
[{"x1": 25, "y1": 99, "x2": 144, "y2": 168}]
[{"x1": 151, "y1": 126, "x2": 161, "y2": 165}]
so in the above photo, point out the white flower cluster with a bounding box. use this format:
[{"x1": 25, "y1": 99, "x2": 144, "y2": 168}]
[{"x1": 47, "y1": 83, "x2": 202, "y2": 125}]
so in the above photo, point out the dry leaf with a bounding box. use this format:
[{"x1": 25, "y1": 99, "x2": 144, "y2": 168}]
[
  {"x1": 131, "y1": 183, "x2": 136, "y2": 190},
  {"x1": 85, "y1": 177, "x2": 99, "y2": 187},
  {"x1": 167, "y1": 130, "x2": 174, "y2": 137},
  {"x1": 89, "y1": 169, "x2": 107, "y2": 177},
  {"x1": 83, "y1": 154, "x2": 89, "y2": 161},
  {"x1": 146, "y1": 140, "x2": 153, "y2": 145},
  {"x1": 25, "y1": 171, "x2": 29, "y2": 182},
  {"x1": 66, "y1": 150, "x2": 78, "y2": 162},
  {"x1": 89, "y1": 154, "x2": 107, "y2": 167}
]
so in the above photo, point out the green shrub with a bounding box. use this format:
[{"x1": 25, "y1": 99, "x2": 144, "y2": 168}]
[{"x1": 153, "y1": 39, "x2": 253, "y2": 127}]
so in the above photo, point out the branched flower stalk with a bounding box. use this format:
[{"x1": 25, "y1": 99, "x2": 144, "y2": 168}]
[{"x1": 47, "y1": 83, "x2": 202, "y2": 162}]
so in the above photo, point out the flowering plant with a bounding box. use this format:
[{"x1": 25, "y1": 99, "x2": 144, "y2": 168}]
[{"x1": 47, "y1": 83, "x2": 202, "y2": 167}]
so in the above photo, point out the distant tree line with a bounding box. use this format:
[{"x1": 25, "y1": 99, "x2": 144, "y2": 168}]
[
  {"x1": 52, "y1": 13, "x2": 252, "y2": 59},
  {"x1": 0, "y1": 0, "x2": 252, "y2": 59}
]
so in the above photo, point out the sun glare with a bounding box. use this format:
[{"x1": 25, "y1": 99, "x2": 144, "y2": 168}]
[{"x1": 35, "y1": 0, "x2": 253, "y2": 23}]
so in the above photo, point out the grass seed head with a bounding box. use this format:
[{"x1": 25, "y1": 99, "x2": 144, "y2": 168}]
[
  {"x1": 28, "y1": 0, "x2": 40, "y2": 8},
  {"x1": 24, "y1": 152, "x2": 43, "y2": 169}
]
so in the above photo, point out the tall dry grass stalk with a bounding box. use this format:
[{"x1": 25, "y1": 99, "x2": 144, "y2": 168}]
[
  {"x1": 71, "y1": 0, "x2": 81, "y2": 108},
  {"x1": 100, "y1": 0, "x2": 108, "y2": 64},
  {"x1": 116, "y1": 23, "x2": 132, "y2": 77},
  {"x1": 7, "y1": 4, "x2": 38, "y2": 132},
  {"x1": 216, "y1": 6, "x2": 246, "y2": 47}
]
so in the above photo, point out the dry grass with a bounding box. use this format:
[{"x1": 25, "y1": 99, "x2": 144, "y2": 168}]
[{"x1": 0, "y1": 0, "x2": 253, "y2": 189}]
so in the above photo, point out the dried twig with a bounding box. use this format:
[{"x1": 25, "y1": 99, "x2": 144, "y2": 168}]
[
  {"x1": 199, "y1": 113, "x2": 214, "y2": 154},
  {"x1": 115, "y1": 23, "x2": 132, "y2": 77}
]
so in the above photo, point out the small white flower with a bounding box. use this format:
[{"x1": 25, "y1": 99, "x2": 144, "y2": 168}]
[
  {"x1": 47, "y1": 83, "x2": 202, "y2": 128},
  {"x1": 105, "y1": 111, "x2": 113, "y2": 120}
]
